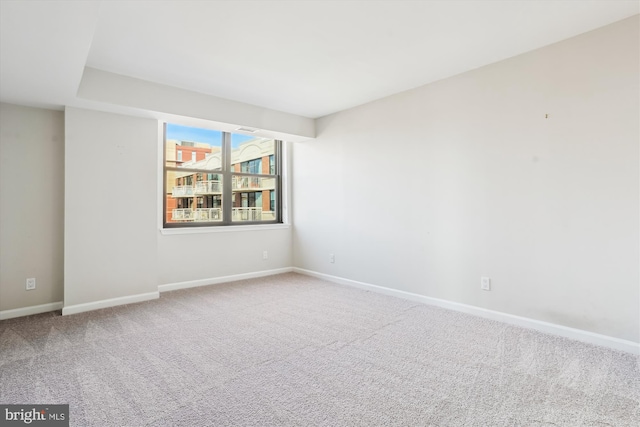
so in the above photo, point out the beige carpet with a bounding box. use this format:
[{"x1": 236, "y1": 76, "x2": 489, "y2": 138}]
[{"x1": 1, "y1": 273, "x2": 638, "y2": 426}]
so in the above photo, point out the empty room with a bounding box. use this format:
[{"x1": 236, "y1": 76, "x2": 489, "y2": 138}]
[{"x1": 1, "y1": 1, "x2": 638, "y2": 426}]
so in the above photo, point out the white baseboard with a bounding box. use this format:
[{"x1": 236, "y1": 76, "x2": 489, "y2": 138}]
[
  {"x1": 293, "y1": 268, "x2": 640, "y2": 355},
  {"x1": 0, "y1": 301, "x2": 64, "y2": 320},
  {"x1": 158, "y1": 267, "x2": 294, "y2": 293},
  {"x1": 10, "y1": 269, "x2": 293, "y2": 319},
  {"x1": 62, "y1": 291, "x2": 160, "y2": 316}
]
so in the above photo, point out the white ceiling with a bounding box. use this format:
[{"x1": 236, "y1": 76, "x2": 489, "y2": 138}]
[{"x1": 1, "y1": 1, "x2": 638, "y2": 119}]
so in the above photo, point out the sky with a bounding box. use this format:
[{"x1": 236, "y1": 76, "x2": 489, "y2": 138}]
[{"x1": 166, "y1": 123, "x2": 255, "y2": 148}]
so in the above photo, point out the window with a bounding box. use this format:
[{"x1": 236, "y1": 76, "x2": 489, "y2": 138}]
[
  {"x1": 240, "y1": 159, "x2": 262, "y2": 174},
  {"x1": 163, "y1": 123, "x2": 282, "y2": 227}
]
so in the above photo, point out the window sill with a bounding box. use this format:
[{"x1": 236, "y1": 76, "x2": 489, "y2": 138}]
[{"x1": 160, "y1": 223, "x2": 290, "y2": 235}]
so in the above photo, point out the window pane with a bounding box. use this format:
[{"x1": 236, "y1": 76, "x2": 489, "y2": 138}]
[
  {"x1": 164, "y1": 122, "x2": 282, "y2": 227},
  {"x1": 166, "y1": 171, "x2": 223, "y2": 223},
  {"x1": 231, "y1": 175, "x2": 277, "y2": 222},
  {"x1": 165, "y1": 124, "x2": 223, "y2": 171},
  {"x1": 230, "y1": 134, "x2": 275, "y2": 175}
]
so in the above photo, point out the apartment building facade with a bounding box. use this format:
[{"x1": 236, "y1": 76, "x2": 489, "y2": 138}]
[{"x1": 165, "y1": 137, "x2": 277, "y2": 224}]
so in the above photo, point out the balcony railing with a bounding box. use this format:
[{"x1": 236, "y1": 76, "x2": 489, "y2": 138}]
[
  {"x1": 232, "y1": 207, "x2": 262, "y2": 221},
  {"x1": 172, "y1": 207, "x2": 264, "y2": 222},
  {"x1": 171, "y1": 208, "x2": 195, "y2": 221},
  {"x1": 194, "y1": 208, "x2": 222, "y2": 222},
  {"x1": 172, "y1": 186, "x2": 194, "y2": 197},
  {"x1": 194, "y1": 180, "x2": 222, "y2": 195},
  {"x1": 173, "y1": 178, "x2": 273, "y2": 198},
  {"x1": 261, "y1": 210, "x2": 276, "y2": 221},
  {"x1": 232, "y1": 176, "x2": 275, "y2": 191}
]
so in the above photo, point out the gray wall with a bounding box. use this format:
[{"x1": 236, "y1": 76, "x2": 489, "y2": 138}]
[
  {"x1": 64, "y1": 107, "x2": 159, "y2": 307},
  {"x1": 0, "y1": 103, "x2": 64, "y2": 311},
  {"x1": 292, "y1": 17, "x2": 639, "y2": 342}
]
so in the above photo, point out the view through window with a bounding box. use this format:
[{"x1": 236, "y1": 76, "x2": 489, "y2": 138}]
[{"x1": 164, "y1": 123, "x2": 282, "y2": 227}]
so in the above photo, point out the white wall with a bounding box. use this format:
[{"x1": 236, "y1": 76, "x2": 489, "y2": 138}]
[
  {"x1": 158, "y1": 229, "x2": 291, "y2": 285},
  {"x1": 292, "y1": 16, "x2": 639, "y2": 342},
  {"x1": 78, "y1": 67, "x2": 315, "y2": 142},
  {"x1": 0, "y1": 103, "x2": 64, "y2": 311},
  {"x1": 64, "y1": 107, "x2": 158, "y2": 308}
]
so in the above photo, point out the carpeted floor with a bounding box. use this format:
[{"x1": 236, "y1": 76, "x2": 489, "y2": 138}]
[{"x1": 1, "y1": 273, "x2": 638, "y2": 426}]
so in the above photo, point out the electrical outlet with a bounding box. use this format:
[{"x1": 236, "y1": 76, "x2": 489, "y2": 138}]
[
  {"x1": 480, "y1": 277, "x2": 491, "y2": 291},
  {"x1": 329, "y1": 253, "x2": 335, "y2": 264},
  {"x1": 26, "y1": 278, "x2": 36, "y2": 290},
  {"x1": 263, "y1": 250, "x2": 268, "y2": 260}
]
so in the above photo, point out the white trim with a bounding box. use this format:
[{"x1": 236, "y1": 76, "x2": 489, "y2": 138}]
[
  {"x1": 293, "y1": 268, "x2": 640, "y2": 355},
  {"x1": 0, "y1": 301, "x2": 64, "y2": 320},
  {"x1": 62, "y1": 292, "x2": 159, "y2": 316},
  {"x1": 159, "y1": 267, "x2": 294, "y2": 292},
  {"x1": 160, "y1": 223, "x2": 290, "y2": 235}
]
